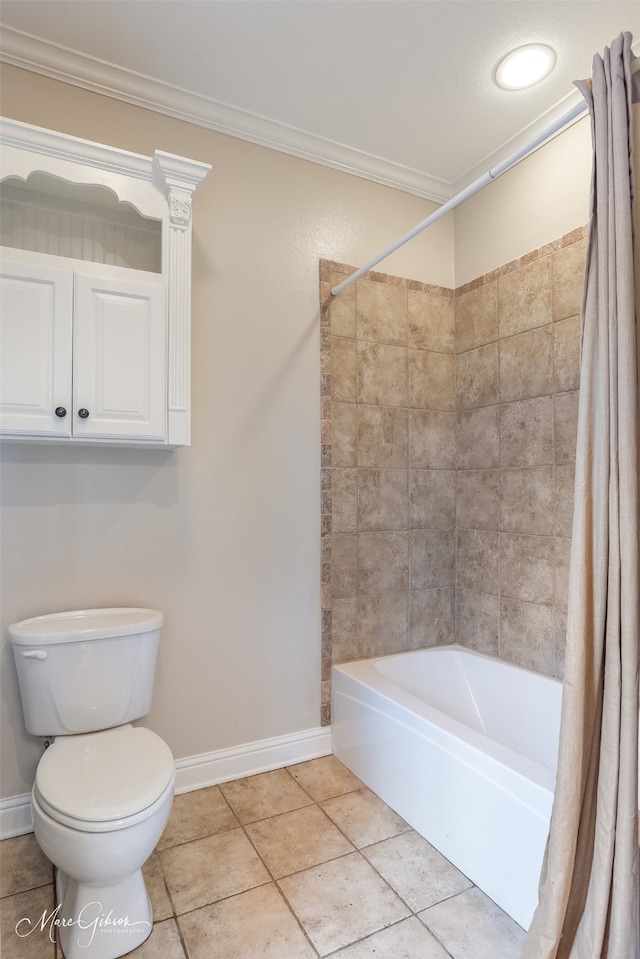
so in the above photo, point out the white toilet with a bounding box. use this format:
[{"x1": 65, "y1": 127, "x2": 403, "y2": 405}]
[{"x1": 9, "y1": 608, "x2": 175, "y2": 959}]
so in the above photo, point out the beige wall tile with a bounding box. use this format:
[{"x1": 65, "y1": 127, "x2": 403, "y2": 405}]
[
  {"x1": 555, "y1": 463, "x2": 575, "y2": 538},
  {"x1": 409, "y1": 587, "x2": 455, "y2": 647},
  {"x1": 408, "y1": 350, "x2": 455, "y2": 410},
  {"x1": 498, "y1": 258, "x2": 552, "y2": 338},
  {"x1": 357, "y1": 341, "x2": 407, "y2": 406},
  {"x1": 358, "y1": 531, "x2": 409, "y2": 593},
  {"x1": 499, "y1": 325, "x2": 553, "y2": 403},
  {"x1": 552, "y1": 237, "x2": 587, "y2": 321},
  {"x1": 499, "y1": 396, "x2": 554, "y2": 467},
  {"x1": 409, "y1": 410, "x2": 457, "y2": 469},
  {"x1": 358, "y1": 470, "x2": 408, "y2": 531},
  {"x1": 332, "y1": 337, "x2": 357, "y2": 402},
  {"x1": 332, "y1": 533, "x2": 358, "y2": 598},
  {"x1": 456, "y1": 529, "x2": 499, "y2": 594},
  {"x1": 456, "y1": 407, "x2": 499, "y2": 469},
  {"x1": 455, "y1": 343, "x2": 498, "y2": 410},
  {"x1": 332, "y1": 401, "x2": 357, "y2": 466},
  {"x1": 329, "y1": 270, "x2": 357, "y2": 337},
  {"x1": 553, "y1": 315, "x2": 581, "y2": 393},
  {"x1": 409, "y1": 529, "x2": 455, "y2": 589},
  {"x1": 357, "y1": 591, "x2": 409, "y2": 657},
  {"x1": 500, "y1": 466, "x2": 554, "y2": 535},
  {"x1": 358, "y1": 405, "x2": 408, "y2": 468},
  {"x1": 555, "y1": 536, "x2": 572, "y2": 611},
  {"x1": 554, "y1": 391, "x2": 579, "y2": 464},
  {"x1": 455, "y1": 282, "x2": 498, "y2": 353},
  {"x1": 331, "y1": 598, "x2": 358, "y2": 663},
  {"x1": 332, "y1": 469, "x2": 358, "y2": 532},
  {"x1": 554, "y1": 607, "x2": 567, "y2": 679},
  {"x1": 499, "y1": 598, "x2": 555, "y2": 674},
  {"x1": 409, "y1": 469, "x2": 456, "y2": 529},
  {"x1": 455, "y1": 588, "x2": 499, "y2": 655},
  {"x1": 357, "y1": 278, "x2": 407, "y2": 346},
  {"x1": 408, "y1": 290, "x2": 455, "y2": 353},
  {"x1": 456, "y1": 470, "x2": 500, "y2": 530},
  {"x1": 500, "y1": 533, "x2": 554, "y2": 604}
]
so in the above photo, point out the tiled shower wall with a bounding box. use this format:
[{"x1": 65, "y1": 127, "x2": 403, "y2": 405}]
[
  {"x1": 320, "y1": 227, "x2": 586, "y2": 724},
  {"x1": 454, "y1": 227, "x2": 586, "y2": 678}
]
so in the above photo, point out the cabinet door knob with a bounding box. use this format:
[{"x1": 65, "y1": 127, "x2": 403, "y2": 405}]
[
  {"x1": 55, "y1": 407, "x2": 67, "y2": 418},
  {"x1": 77, "y1": 408, "x2": 90, "y2": 419}
]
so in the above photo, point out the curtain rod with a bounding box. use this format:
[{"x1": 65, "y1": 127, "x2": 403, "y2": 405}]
[{"x1": 331, "y1": 98, "x2": 588, "y2": 296}]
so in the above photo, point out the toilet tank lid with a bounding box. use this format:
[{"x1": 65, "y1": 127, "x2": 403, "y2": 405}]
[{"x1": 8, "y1": 608, "x2": 164, "y2": 646}]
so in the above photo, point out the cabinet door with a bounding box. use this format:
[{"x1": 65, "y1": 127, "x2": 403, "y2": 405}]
[
  {"x1": 73, "y1": 271, "x2": 166, "y2": 441},
  {"x1": 0, "y1": 259, "x2": 73, "y2": 436}
]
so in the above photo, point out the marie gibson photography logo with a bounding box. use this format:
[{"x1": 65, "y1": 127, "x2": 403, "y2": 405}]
[{"x1": 15, "y1": 900, "x2": 151, "y2": 949}]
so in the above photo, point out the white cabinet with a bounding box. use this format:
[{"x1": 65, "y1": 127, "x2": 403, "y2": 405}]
[{"x1": 0, "y1": 118, "x2": 210, "y2": 447}]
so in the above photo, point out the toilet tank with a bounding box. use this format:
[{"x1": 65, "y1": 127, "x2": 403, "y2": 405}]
[{"x1": 8, "y1": 608, "x2": 164, "y2": 736}]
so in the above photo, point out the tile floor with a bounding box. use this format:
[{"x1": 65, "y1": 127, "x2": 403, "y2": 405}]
[{"x1": 0, "y1": 755, "x2": 526, "y2": 958}]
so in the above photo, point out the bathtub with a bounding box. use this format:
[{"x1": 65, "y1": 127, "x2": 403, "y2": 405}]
[{"x1": 331, "y1": 645, "x2": 563, "y2": 930}]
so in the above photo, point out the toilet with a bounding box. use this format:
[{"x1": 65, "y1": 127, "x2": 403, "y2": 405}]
[{"x1": 9, "y1": 608, "x2": 175, "y2": 959}]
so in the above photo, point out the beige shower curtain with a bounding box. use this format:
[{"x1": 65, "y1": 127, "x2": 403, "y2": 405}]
[{"x1": 522, "y1": 32, "x2": 639, "y2": 959}]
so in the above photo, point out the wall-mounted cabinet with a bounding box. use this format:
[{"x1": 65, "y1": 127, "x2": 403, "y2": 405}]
[{"x1": 0, "y1": 118, "x2": 210, "y2": 447}]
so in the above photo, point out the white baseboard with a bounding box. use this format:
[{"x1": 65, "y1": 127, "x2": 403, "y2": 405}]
[
  {"x1": 0, "y1": 793, "x2": 33, "y2": 839},
  {"x1": 174, "y1": 725, "x2": 332, "y2": 794},
  {"x1": 1, "y1": 726, "x2": 332, "y2": 839}
]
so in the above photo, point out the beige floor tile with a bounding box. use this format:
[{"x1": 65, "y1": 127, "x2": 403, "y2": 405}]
[
  {"x1": 287, "y1": 756, "x2": 363, "y2": 802},
  {"x1": 362, "y1": 830, "x2": 472, "y2": 912},
  {"x1": 220, "y1": 769, "x2": 313, "y2": 824},
  {"x1": 159, "y1": 827, "x2": 270, "y2": 914},
  {"x1": 419, "y1": 886, "x2": 526, "y2": 959},
  {"x1": 245, "y1": 804, "x2": 353, "y2": 879},
  {"x1": 321, "y1": 787, "x2": 410, "y2": 848},
  {"x1": 129, "y1": 918, "x2": 187, "y2": 959},
  {"x1": 278, "y1": 850, "x2": 410, "y2": 956},
  {"x1": 0, "y1": 834, "x2": 52, "y2": 898},
  {"x1": 0, "y1": 885, "x2": 56, "y2": 959},
  {"x1": 157, "y1": 785, "x2": 238, "y2": 849},
  {"x1": 330, "y1": 916, "x2": 452, "y2": 958},
  {"x1": 179, "y1": 882, "x2": 317, "y2": 959},
  {"x1": 142, "y1": 852, "x2": 173, "y2": 922}
]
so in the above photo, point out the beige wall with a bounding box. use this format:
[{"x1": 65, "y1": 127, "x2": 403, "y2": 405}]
[
  {"x1": 453, "y1": 117, "x2": 591, "y2": 286},
  {"x1": 0, "y1": 64, "x2": 454, "y2": 800}
]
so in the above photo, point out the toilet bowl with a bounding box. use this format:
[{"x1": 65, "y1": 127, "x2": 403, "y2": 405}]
[
  {"x1": 31, "y1": 724, "x2": 175, "y2": 959},
  {"x1": 9, "y1": 608, "x2": 174, "y2": 959}
]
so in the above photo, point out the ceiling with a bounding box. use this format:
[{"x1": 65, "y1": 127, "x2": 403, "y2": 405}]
[{"x1": 1, "y1": 1, "x2": 639, "y2": 201}]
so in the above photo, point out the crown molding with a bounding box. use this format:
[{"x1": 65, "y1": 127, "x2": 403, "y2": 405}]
[{"x1": 0, "y1": 27, "x2": 452, "y2": 203}]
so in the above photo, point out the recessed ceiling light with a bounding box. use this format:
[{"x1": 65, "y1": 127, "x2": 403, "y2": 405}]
[{"x1": 495, "y1": 44, "x2": 557, "y2": 90}]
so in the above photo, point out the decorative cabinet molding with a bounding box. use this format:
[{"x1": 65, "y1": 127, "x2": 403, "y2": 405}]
[{"x1": 0, "y1": 117, "x2": 210, "y2": 447}]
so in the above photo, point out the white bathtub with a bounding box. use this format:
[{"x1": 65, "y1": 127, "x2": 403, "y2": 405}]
[{"x1": 331, "y1": 645, "x2": 563, "y2": 930}]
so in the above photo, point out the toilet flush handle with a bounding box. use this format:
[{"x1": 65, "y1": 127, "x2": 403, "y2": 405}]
[{"x1": 22, "y1": 650, "x2": 48, "y2": 660}]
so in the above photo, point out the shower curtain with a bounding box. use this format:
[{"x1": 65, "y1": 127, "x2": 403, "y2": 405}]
[{"x1": 522, "y1": 33, "x2": 639, "y2": 959}]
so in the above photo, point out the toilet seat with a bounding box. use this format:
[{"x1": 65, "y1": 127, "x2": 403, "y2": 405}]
[{"x1": 34, "y1": 724, "x2": 175, "y2": 833}]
